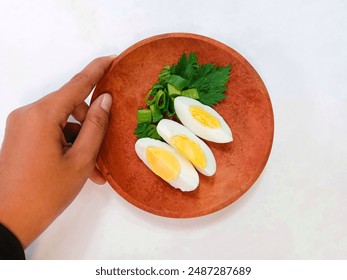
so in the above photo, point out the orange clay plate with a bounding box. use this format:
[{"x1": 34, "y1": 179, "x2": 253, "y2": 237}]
[{"x1": 92, "y1": 33, "x2": 274, "y2": 218}]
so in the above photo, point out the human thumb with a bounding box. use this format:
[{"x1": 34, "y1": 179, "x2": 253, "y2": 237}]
[{"x1": 71, "y1": 93, "x2": 112, "y2": 164}]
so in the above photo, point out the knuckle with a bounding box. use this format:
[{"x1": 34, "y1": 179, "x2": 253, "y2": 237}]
[
  {"x1": 70, "y1": 71, "x2": 90, "y2": 84},
  {"x1": 70, "y1": 71, "x2": 94, "y2": 91},
  {"x1": 6, "y1": 108, "x2": 22, "y2": 123},
  {"x1": 6, "y1": 106, "x2": 30, "y2": 125},
  {"x1": 91, "y1": 56, "x2": 113, "y2": 73},
  {"x1": 7, "y1": 103, "x2": 48, "y2": 127},
  {"x1": 93, "y1": 56, "x2": 108, "y2": 65}
]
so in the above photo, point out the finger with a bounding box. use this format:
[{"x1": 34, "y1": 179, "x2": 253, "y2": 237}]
[
  {"x1": 69, "y1": 93, "x2": 112, "y2": 166},
  {"x1": 72, "y1": 101, "x2": 89, "y2": 123},
  {"x1": 89, "y1": 167, "x2": 106, "y2": 185},
  {"x1": 49, "y1": 55, "x2": 116, "y2": 114}
]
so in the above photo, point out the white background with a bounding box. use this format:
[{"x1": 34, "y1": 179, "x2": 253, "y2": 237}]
[{"x1": 0, "y1": 0, "x2": 346, "y2": 259}]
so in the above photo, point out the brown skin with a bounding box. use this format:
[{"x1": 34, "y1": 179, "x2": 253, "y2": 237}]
[{"x1": 0, "y1": 55, "x2": 115, "y2": 248}]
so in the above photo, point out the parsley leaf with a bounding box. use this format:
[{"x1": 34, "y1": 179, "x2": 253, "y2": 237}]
[
  {"x1": 188, "y1": 64, "x2": 231, "y2": 106},
  {"x1": 171, "y1": 52, "x2": 199, "y2": 80},
  {"x1": 171, "y1": 53, "x2": 231, "y2": 106},
  {"x1": 134, "y1": 122, "x2": 162, "y2": 140}
]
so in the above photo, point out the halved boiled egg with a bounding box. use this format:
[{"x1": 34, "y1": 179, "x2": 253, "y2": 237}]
[
  {"x1": 135, "y1": 138, "x2": 199, "y2": 191},
  {"x1": 174, "y1": 96, "x2": 233, "y2": 143},
  {"x1": 157, "y1": 119, "x2": 216, "y2": 176}
]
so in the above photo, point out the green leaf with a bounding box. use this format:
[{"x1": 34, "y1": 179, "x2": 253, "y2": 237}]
[
  {"x1": 172, "y1": 52, "x2": 199, "y2": 80},
  {"x1": 134, "y1": 122, "x2": 162, "y2": 140},
  {"x1": 171, "y1": 53, "x2": 187, "y2": 76},
  {"x1": 158, "y1": 65, "x2": 171, "y2": 82},
  {"x1": 188, "y1": 64, "x2": 231, "y2": 106}
]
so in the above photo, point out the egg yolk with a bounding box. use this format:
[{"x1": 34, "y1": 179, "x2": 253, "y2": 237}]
[
  {"x1": 171, "y1": 135, "x2": 207, "y2": 169},
  {"x1": 146, "y1": 147, "x2": 180, "y2": 182},
  {"x1": 189, "y1": 106, "x2": 221, "y2": 128}
]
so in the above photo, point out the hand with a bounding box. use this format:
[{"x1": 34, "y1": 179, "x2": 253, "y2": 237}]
[{"x1": 0, "y1": 55, "x2": 115, "y2": 248}]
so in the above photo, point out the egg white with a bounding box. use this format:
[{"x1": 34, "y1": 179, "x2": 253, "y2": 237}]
[
  {"x1": 157, "y1": 119, "x2": 216, "y2": 176},
  {"x1": 174, "y1": 96, "x2": 233, "y2": 143},
  {"x1": 135, "y1": 138, "x2": 199, "y2": 192}
]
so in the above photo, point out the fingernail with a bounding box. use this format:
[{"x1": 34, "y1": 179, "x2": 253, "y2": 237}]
[{"x1": 100, "y1": 93, "x2": 112, "y2": 113}]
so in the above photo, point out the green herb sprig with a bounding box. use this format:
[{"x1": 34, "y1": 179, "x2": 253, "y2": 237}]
[{"x1": 134, "y1": 52, "x2": 231, "y2": 140}]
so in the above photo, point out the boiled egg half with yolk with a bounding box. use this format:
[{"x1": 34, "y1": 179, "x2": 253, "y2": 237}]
[
  {"x1": 157, "y1": 119, "x2": 216, "y2": 176},
  {"x1": 174, "y1": 96, "x2": 233, "y2": 143},
  {"x1": 135, "y1": 138, "x2": 199, "y2": 191}
]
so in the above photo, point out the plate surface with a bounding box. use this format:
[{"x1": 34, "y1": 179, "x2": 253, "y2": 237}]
[{"x1": 92, "y1": 33, "x2": 274, "y2": 218}]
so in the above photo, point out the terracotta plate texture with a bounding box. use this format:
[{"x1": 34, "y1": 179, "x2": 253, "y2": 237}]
[{"x1": 92, "y1": 33, "x2": 274, "y2": 218}]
